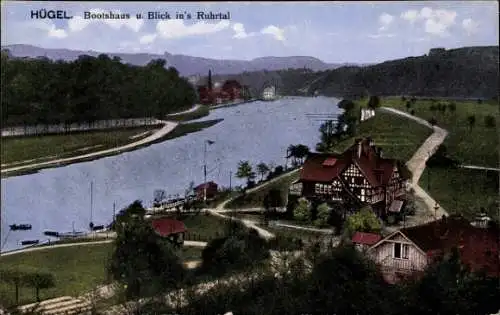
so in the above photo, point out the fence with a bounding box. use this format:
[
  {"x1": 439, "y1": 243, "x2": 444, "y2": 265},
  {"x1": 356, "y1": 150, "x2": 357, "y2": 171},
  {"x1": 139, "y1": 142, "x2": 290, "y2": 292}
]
[{"x1": 2, "y1": 117, "x2": 161, "y2": 137}]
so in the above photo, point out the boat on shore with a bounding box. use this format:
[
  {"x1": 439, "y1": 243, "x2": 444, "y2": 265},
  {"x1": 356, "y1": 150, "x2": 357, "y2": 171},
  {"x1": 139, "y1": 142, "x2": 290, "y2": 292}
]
[
  {"x1": 43, "y1": 231, "x2": 60, "y2": 237},
  {"x1": 9, "y1": 224, "x2": 32, "y2": 231},
  {"x1": 21, "y1": 239, "x2": 39, "y2": 246}
]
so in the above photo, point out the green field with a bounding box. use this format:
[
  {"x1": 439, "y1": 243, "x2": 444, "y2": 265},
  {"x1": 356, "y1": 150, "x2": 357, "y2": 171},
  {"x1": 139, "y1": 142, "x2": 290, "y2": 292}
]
[
  {"x1": 419, "y1": 166, "x2": 498, "y2": 220},
  {"x1": 181, "y1": 213, "x2": 234, "y2": 241},
  {"x1": 380, "y1": 97, "x2": 498, "y2": 167},
  {"x1": 0, "y1": 243, "x2": 204, "y2": 307},
  {"x1": 2, "y1": 119, "x2": 223, "y2": 178},
  {"x1": 335, "y1": 109, "x2": 433, "y2": 162},
  {"x1": 378, "y1": 97, "x2": 499, "y2": 220},
  {"x1": 1, "y1": 126, "x2": 159, "y2": 165},
  {"x1": 225, "y1": 171, "x2": 301, "y2": 209}
]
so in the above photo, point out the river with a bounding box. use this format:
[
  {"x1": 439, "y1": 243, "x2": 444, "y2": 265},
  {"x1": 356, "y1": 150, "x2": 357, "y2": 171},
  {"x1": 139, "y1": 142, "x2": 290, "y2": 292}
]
[{"x1": 0, "y1": 97, "x2": 341, "y2": 252}]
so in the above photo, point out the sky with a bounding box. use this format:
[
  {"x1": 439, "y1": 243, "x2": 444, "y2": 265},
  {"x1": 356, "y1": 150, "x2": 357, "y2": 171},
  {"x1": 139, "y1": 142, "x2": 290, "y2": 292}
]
[{"x1": 1, "y1": 1, "x2": 498, "y2": 63}]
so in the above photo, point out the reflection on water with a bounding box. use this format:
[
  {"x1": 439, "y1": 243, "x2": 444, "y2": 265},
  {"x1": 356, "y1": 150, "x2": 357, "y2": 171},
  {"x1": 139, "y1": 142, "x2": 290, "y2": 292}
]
[{"x1": 0, "y1": 97, "x2": 340, "y2": 252}]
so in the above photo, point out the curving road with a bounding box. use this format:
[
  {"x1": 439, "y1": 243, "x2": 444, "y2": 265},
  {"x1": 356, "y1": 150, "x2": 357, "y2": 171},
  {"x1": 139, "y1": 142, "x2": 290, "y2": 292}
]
[
  {"x1": 166, "y1": 104, "x2": 201, "y2": 116},
  {"x1": 380, "y1": 107, "x2": 449, "y2": 219},
  {"x1": 1, "y1": 120, "x2": 179, "y2": 175}
]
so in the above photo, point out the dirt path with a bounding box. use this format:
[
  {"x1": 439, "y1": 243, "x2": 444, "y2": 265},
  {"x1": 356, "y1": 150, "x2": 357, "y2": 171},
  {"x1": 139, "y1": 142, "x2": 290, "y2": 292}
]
[
  {"x1": 1, "y1": 120, "x2": 178, "y2": 175},
  {"x1": 381, "y1": 107, "x2": 449, "y2": 218},
  {"x1": 166, "y1": 104, "x2": 201, "y2": 117}
]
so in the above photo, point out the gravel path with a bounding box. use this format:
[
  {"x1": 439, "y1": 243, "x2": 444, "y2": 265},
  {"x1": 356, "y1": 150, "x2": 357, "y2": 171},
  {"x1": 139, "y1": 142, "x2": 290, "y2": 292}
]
[{"x1": 381, "y1": 107, "x2": 449, "y2": 218}]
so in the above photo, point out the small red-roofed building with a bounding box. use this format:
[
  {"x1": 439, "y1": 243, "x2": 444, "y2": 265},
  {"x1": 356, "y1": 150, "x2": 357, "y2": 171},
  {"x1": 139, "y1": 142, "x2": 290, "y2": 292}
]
[
  {"x1": 352, "y1": 231, "x2": 383, "y2": 252},
  {"x1": 151, "y1": 218, "x2": 187, "y2": 246}
]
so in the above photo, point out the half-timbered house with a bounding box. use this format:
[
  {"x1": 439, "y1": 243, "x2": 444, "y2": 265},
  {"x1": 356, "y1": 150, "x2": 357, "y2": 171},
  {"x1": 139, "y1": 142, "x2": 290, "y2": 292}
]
[
  {"x1": 290, "y1": 137, "x2": 410, "y2": 218},
  {"x1": 367, "y1": 216, "x2": 500, "y2": 283}
]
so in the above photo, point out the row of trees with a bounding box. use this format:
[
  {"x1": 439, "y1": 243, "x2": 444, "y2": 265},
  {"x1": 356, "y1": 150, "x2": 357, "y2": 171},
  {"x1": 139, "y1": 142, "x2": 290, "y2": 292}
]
[
  {"x1": 1, "y1": 51, "x2": 197, "y2": 126},
  {"x1": 316, "y1": 99, "x2": 359, "y2": 152}
]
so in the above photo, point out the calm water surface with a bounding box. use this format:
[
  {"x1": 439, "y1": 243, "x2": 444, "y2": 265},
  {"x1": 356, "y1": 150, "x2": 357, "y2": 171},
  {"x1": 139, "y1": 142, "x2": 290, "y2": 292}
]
[{"x1": 1, "y1": 97, "x2": 340, "y2": 252}]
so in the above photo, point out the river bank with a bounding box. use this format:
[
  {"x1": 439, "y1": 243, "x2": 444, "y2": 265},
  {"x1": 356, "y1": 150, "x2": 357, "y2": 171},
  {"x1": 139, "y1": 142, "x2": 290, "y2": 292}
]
[
  {"x1": 1, "y1": 119, "x2": 223, "y2": 178},
  {"x1": 1, "y1": 97, "x2": 341, "y2": 252}
]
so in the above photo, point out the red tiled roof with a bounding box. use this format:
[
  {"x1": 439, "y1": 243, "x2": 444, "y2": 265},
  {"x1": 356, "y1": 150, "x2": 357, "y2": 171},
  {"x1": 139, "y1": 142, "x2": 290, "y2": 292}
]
[
  {"x1": 299, "y1": 138, "x2": 408, "y2": 186},
  {"x1": 352, "y1": 231, "x2": 382, "y2": 246},
  {"x1": 459, "y1": 227, "x2": 499, "y2": 276},
  {"x1": 401, "y1": 216, "x2": 500, "y2": 276},
  {"x1": 151, "y1": 218, "x2": 187, "y2": 237},
  {"x1": 401, "y1": 216, "x2": 472, "y2": 252},
  {"x1": 195, "y1": 181, "x2": 218, "y2": 190}
]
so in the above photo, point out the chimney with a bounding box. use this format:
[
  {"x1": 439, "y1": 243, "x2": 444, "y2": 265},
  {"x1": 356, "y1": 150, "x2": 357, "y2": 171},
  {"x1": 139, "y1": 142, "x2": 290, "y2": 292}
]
[{"x1": 357, "y1": 141, "x2": 362, "y2": 158}]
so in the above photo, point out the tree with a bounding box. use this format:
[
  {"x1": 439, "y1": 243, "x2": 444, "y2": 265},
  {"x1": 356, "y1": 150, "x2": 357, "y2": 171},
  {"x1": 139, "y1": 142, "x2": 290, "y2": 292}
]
[
  {"x1": 108, "y1": 212, "x2": 185, "y2": 299},
  {"x1": 293, "y1": 198, "x2": 311, "y2": 222},
  {"x1": 24, "y1": 270, "x2": 56, "y2": 302},
  {"x1": 294, "y1": 144, "x2": 310, "y2": 165},
  {"x1": 114, "y1": 200, "x2": 146, "y2": 228},
  {"x1": 484, "y1": 115, "x2": 496, "y2": 128},
  {"x1": 256, "y1": 162, "x2": 270, "y2": 181},
  {"x1": 315, "y1": 203, "x2": 330, "y2": 227},
  {"x1": 467, "y1": 115, "x2": 476, "y2": 130},
  {"x1": 236, "y1": 161, "x2": 255, "y2": 186},
  {"x1": 367, "y1": 95, "x2": 381, "y2": 109},
  {"x1": 344, "y1": 206, "x2": 381, "y2": 236}
]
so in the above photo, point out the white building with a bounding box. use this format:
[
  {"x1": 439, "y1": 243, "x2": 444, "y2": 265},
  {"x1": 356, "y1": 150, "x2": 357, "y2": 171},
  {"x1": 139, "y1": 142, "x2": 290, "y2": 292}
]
[{"x1": 262, "y1": 86, "x2": 276, "y2": 101}]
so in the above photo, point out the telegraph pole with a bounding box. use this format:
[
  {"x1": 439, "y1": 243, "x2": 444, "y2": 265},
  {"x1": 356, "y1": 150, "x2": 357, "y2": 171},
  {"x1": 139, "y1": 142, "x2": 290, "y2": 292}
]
[
  {"x1": 203, "y1": 141, "x2": 207, "y2": 203},
  {"x1": 229, "y1": 171, "x2": 232, "y2": 191}
]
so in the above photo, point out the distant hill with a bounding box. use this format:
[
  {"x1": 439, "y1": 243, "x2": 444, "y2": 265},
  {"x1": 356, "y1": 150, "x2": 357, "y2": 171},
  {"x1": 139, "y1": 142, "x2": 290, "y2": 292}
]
[
  {"x1": 1, "y1": 44, "x2": 355, "y2": 76},
  {"x1": 212, "y1": 46, "x2": 499, "y2": 99}
]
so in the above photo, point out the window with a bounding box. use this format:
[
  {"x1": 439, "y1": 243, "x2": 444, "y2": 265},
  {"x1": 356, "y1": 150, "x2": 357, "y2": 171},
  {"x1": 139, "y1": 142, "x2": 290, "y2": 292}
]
[{"x1": 394, "y1": 243, "x2": 409, "y2": 259}]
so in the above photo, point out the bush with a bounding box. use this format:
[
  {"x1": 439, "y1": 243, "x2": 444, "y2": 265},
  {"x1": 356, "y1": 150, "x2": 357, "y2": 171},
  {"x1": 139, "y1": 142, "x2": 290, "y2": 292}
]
[
  {"x1": 293, "y1": 198, "x2": 311, "y2": 222},
  {"x1": 344, "y1": 206, "x2": 381, "y2": 236},
  {"x1": 314, "y1": 203, "x2": 330, "y2": 227},
  {"x1": 200, "y1": 223, "x2": 270, "y2": 276}
]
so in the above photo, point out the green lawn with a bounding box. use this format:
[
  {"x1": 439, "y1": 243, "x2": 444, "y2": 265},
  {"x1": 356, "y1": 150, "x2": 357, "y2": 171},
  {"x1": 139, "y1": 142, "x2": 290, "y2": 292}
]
[
  {"x1": 0, "y1": 243, "x2": 204, "y2": 307},
  {"x1": 166, "y1": 105, "x2": 210, "y2": 122},
  {"x1": 225, "y1": 171, "x2": 301, "y2": 209},
  {"x1": 176, "y1": 213, "x2": 232, "y2": 241},
  {"x1": 380, "y1": 97, "x2": 498, "y2": 167},
  {"x1": 0, "y1": 243, "x2": 113, "y2": 307},
  {"x1": 1, "y1": 126, "x2": 160, "y2": 165},
  {"x1": 419, "y1": 166, "x2": 498, "y2": 221},
  {"x1": 335, "y1": 110, "x2": 433, "y2": 162},
  {"x1": 2, "y1": 119, "x2": 224, "y2": 178},
  {"x1": 378, "y1": 96, "x2": 499, "y2": 221}
]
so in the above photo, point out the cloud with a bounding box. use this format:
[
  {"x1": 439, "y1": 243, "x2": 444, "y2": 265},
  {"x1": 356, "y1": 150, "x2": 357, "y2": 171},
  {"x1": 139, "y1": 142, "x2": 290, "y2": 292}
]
[
  {"x1": 260, "y1": 25, "x2": 285, "y2": 41},
  {"x1": 400, "y1": 10, "x2": 419, "y2": 23},
  {"x1": 33, "y1": 20, "x2": 68, "y2": 39},
  {"x1": 156, "y1": 19, "x2": 230, "y2": 39},
  {"x1": 462, "y1": 18, "x2": 479, "y2": 35},
  {"x1": 67, "y1": 9, "x2": 144, "y2": 33},
  {"x1": 378, "y1": 13, "x2": 394, "y2": 31},
  {"x1": 232, "y1": 23, "x2": 255, "y2": 39},
  {"x1": 139, "y1": 33, "x2": 157, "y2": 44},
  {"x1": 400, "y1": 7, "x2": 457, "y2": 37},
  {"x1": 367, "y1": 33, "x2": 396, "y2": 39}
]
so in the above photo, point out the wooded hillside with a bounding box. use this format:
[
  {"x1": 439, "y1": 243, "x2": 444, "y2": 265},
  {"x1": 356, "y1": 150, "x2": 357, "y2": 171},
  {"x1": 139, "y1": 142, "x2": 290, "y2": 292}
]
[
  {"x1": 213, "y1": 46, "x2": 499, "y2": 99},
  {"x1": 0, "y1": 51, "x2": 197, "y2": 126}
]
